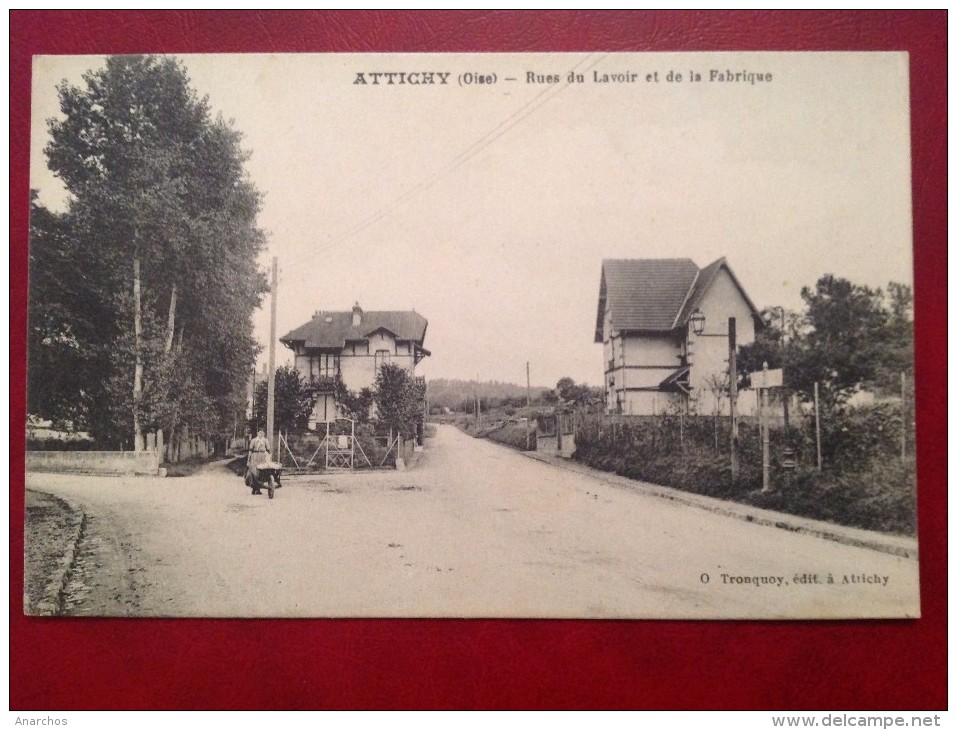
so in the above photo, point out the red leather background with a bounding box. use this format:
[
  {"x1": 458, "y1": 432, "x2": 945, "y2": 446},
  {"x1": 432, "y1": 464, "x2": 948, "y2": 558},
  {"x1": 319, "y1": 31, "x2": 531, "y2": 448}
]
[{"x1": 9, "y1": 11, "x2": 946, "y2": 710}]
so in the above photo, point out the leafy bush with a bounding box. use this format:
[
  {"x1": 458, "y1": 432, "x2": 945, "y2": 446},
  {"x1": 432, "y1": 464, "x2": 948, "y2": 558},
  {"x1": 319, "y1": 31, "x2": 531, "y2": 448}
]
[
  {"x1": 483, "y1": 422, "x2": 536, "y2": 451},
  {"x1": 571, "y1": 406, "x2": 916, "y2": 535},
  {"x1": 744, "y1": 461, "x2": 916, "y2": 535},
  {"x1": 26, "y1": 435, "x2": 95, "y2": 452}
]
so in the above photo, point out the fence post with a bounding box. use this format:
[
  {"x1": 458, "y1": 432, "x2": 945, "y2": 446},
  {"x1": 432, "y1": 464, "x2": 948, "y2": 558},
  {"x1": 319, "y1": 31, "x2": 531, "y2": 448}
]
[
  {"x1": 396, "y1": 432, "x2": 405, "y2": 470},
  {"x1": 900, "y1": 371, "x2": 906, "y2": 462}
]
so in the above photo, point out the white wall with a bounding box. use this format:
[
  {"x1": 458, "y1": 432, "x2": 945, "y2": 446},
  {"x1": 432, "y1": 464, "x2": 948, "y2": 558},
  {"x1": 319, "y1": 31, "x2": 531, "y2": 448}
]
[
  {"x1": 339, "y1": 355, "x2": 377, "y2": 391},
  {"x1": 290, "y1": 332, "x2": 418, "y2": 394},
  {"x1": 605, "y1": 331, "x2": 683, "y2": 413},
  {"x1": 619, "y1": 390, "x2": 683, "y2": 415},
  {"x1": 340, "y1": 336, "x2": 416, "y2": 391},
  {"x1": 602, "y1": 267, "x2": 757, "y2": 416},
  {"x1": 687, "y1": 268, "x2": 757, "y2": 416},
  {"x1": 622, "y1": 333, "x2": 682, "y2": 366}
]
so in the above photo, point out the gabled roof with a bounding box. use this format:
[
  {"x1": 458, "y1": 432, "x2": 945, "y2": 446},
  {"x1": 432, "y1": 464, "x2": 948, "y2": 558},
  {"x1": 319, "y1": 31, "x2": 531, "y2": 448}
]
[
  {"x1": 595, "y1": 257, "x2": 760, "y2": 342},
  {"x1": 281, "y1": 309, "x2": 428, "y2": 350},
  {"x1": 672, "y1": 257, "x2": 761, "y2": 329},
  {"x1": 595, "y1": 259, "x2": 699, "y2": 342}
]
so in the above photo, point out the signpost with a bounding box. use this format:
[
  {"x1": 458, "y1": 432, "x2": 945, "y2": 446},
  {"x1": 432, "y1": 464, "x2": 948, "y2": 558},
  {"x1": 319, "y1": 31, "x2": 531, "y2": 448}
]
[
  {"x1": 750, "y1": 367, "x2": 783, "y2": 389},
  {"x1": 752, "y1": 362, "x2": 784, "y2": 493}
]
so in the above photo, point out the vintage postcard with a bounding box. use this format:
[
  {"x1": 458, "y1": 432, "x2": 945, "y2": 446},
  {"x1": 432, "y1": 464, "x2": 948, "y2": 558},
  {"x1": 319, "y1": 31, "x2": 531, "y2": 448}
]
[{"x1": 25, "y1": 52, "x2": 917, "y2": 619}]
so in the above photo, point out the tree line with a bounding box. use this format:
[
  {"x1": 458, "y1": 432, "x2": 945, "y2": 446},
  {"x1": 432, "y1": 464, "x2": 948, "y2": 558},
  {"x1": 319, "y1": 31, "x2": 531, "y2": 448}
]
[
  {"x1": 435, "y1": 376, "x2": 603, "y2": 416},
  {"x1": 28, "y1": 56, "x2": 267, "y2": 455},
  {"x1": 737, "y1": 274, "x2": 914, "y2": 410}
]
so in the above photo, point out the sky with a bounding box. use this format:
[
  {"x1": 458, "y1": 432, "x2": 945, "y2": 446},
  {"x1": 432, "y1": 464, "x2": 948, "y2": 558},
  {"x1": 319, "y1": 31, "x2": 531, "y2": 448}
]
[{"x1": 30, "y1": 52, "x2": 914, "y2": 388}]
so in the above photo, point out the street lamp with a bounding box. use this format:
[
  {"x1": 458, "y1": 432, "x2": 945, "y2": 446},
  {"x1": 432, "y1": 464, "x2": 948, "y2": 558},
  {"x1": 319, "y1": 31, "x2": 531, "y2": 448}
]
[{"x1": 689, "y1": 309, "x2": 706, "y2": 336}]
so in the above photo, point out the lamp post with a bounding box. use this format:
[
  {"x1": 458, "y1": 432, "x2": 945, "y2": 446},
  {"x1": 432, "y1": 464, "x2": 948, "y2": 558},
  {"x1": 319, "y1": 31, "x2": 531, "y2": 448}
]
[{"x1": 689, "y1": 310, "x2": 738, "y2": 482}]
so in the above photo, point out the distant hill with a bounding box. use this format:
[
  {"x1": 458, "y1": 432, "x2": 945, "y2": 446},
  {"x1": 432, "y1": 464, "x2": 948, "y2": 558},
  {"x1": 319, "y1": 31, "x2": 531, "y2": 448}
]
[{"x1": 426, "y1": 378, "x2": 550, "y2": 411}]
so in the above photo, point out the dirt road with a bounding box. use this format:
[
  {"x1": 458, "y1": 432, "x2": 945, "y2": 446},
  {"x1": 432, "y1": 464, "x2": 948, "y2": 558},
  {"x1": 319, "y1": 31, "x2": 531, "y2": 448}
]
[{"x1": 24, "y1": 425, "x2": 919, "y2": 618}]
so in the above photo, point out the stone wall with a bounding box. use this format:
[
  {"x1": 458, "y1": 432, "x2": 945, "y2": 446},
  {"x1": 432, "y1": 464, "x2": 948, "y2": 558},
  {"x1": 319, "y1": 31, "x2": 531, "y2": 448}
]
[
  {"x1": 536, "y1": 432, "x2": 576, "y2": 458},
  {"x1": 26, "y1": 450, "x2": 161, "y2": 476}
]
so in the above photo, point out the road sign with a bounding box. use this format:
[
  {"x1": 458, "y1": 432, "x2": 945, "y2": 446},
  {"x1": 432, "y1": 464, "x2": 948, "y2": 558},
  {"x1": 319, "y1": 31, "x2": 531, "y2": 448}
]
[{"x1": 751, "y1": 368, "x2": 783, "y2": 389}]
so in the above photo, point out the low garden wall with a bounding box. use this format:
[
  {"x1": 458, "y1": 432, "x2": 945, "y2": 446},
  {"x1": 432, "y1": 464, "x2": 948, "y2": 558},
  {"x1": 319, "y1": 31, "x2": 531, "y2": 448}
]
[
  {"x1": 27, "y1": 450, "x2": 161, "y2": 476},
  {"x1": 537, "y1": 432, "x2": 575, "y2": 458}
]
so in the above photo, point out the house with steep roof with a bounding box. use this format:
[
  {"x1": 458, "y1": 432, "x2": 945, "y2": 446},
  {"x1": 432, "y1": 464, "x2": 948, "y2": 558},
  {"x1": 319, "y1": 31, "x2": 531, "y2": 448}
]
[
  {"x1": 595, "y1": 258, "x2": 761, "y2": 415},
  {"x1": 280, "y1": 303, "x2": 429, "y2": 425}
]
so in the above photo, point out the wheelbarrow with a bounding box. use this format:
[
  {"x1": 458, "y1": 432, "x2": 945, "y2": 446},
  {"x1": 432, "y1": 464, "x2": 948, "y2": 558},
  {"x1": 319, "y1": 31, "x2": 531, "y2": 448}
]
[{"x1": 245, "y1": 459, "x2": 283, "y2": 499}]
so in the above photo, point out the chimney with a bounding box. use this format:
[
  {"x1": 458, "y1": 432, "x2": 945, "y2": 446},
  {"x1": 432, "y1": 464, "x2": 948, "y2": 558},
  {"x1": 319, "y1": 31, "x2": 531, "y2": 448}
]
[{"x1": 352, "y1": 302, "x2": 362, "y2": 327}]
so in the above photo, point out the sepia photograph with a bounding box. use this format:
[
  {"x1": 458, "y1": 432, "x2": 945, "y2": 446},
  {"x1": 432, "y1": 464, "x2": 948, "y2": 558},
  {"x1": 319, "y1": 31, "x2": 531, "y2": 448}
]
[{"x1": 24, "y1": 51, "x2": 918, "y2": 619}]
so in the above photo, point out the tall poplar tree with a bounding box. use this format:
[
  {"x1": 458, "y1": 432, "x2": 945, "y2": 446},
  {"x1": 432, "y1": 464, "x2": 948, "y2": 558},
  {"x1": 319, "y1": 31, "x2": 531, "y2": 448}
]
[{"x1": 35, "y1": 55, "x2": 268, "y2": 450}]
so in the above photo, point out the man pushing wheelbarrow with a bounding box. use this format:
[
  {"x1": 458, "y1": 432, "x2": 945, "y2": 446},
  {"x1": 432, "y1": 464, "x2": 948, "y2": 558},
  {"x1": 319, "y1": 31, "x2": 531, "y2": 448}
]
[{"x1": 245, "y1": 429, "x2": 283, "y2": 499}]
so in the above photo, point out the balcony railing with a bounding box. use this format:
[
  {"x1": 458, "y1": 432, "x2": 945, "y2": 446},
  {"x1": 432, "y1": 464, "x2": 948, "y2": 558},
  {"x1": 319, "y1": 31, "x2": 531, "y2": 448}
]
[{"x1": 307, "y1": 374, "x2": 337, "y2": 391}]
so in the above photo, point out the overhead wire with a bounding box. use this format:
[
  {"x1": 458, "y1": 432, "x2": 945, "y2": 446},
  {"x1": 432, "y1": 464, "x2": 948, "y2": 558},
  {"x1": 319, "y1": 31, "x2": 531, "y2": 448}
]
[{"x1": 307, "y1": 53, "x2": 609, "y2": 260}]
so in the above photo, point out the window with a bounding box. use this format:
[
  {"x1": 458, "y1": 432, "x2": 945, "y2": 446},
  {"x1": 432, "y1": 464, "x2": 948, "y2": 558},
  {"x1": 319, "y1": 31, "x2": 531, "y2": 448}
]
[
  {"x1": 374, "y1": 349, "x2": 391, "y2": 374},
  {"x1": 309, "y1": 353, "x2": 339, "y2": 383},
  {"x1": 318, "y1": 353, "x2": 339, "y2": 378},
  {"x1": 316, "y1": 394, "x2": 335, "y2": 423}
]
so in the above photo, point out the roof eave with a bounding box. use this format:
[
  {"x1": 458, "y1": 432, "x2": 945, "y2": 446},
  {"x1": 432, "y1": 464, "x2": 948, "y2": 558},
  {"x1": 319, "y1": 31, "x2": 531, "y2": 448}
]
[
  {"x1": 594, "y1": 267, "x2": 608, "y2": 343},
  {"x1": 617, "y1": 327, "x2": 682, "y2": 336},
  {"x1": 671, "y1": 270, "x2": 701, "y2": 329}
]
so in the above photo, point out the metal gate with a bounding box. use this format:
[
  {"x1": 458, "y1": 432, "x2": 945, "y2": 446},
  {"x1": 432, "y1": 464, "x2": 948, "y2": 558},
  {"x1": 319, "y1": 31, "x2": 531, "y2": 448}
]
[
  {"x1": 276, "y1": 420, "x2": 374, "y2": 472},
  {"x1": 326, "y1": 432, "x2": 353, "y2": 469},
  {"x1": 322, "y1": 418, "x2": 372, "y2": 470}
]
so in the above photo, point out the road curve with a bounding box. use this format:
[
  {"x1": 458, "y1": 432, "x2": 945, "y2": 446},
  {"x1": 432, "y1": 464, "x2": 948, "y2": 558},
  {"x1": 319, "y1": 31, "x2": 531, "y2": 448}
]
[{"x1": 24, "y1": 425, "x2": 919, "y2": 618}]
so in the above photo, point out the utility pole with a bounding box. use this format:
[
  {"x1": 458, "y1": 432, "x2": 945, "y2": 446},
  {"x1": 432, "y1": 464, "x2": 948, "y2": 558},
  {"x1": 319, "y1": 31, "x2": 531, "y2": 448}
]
[
  {"x1": 778, "y1": 306, "x2": 790, "y2": 434},
  {"x1": 728, "y1": 317, "x2": 739, "y2": 482},
  {"x1": 525, "y1": 361, "x2": 531, "y2": 450},
  {"x1": 266, "y1": 257, "x2": 278, "y2": 455},
  {"x1": 526, "y1": 361, "x2": 531, "y2": 407}
]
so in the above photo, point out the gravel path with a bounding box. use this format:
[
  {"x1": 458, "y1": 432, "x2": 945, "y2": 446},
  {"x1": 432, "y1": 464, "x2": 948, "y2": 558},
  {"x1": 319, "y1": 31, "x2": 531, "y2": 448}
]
[{"x1": 25, "y1": 488, "x2": 143, "y2": 616}]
